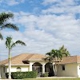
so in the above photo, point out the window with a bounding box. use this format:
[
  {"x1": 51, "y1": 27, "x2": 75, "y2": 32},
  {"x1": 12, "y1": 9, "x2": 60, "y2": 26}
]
[
  {"x1": 62, "y1": 65, "x2": 65, "y2": 71},
  {"x1": 17, "y1": 67, "x2": 21, "y2": 72}
]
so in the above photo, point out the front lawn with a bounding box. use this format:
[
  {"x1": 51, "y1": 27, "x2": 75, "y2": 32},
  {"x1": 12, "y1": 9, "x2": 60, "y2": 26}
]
[{"x1": 24, "y1": 78, "x2": 80, "y2": 80}]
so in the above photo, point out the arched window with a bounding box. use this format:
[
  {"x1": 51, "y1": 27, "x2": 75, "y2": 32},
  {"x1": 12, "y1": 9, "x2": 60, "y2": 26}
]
[{"x1": 17, "y1": 67, "x2": 21, "y2": 72}]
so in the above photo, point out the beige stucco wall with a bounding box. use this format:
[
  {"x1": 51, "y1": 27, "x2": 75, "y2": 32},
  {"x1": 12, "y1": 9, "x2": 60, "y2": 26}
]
[
  {"x1": 6, "y1": 61, "x2": 46, "y2": 73},
  {"x1": 0, "y1": 66, "x2": 6, "y2": 78},
  {"x1": 57, "y1": 63, "x2": 78, "y2": 77},
  {"x1": 0, "y1": 66, "x2": 29, "y2": 78},
  {"x1": 1, "y1": 61, "x2": 50, "y2": 78},
  {"x1": 6, "y1": 66, "x2": 29, "y2": 72}
]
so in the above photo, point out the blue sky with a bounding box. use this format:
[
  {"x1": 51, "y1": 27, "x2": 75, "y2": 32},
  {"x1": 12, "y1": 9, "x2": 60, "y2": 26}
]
[{"x1": 0, "y1": 0, "x2": 80, "y2": 60}]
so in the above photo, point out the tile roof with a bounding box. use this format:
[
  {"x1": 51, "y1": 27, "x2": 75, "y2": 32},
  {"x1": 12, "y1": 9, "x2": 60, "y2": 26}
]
[
  {"x1": 0, "y1": 53, "x2": 45, "y2": 65},
  {"x1": 0, "y1": 53, "x2": 80, "y2": 65},
  {"x1": 58, "y1": 55, "x2": 80, "y2": 64}
]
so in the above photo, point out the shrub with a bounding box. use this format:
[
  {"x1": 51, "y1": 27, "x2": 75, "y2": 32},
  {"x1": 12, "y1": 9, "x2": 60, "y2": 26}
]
[
  {"x1": 6, "y1": 71, "x2": 37, "y2": 79},
  {"x1": 41, "y1": 72, "x2": 48, "y2": 77}
]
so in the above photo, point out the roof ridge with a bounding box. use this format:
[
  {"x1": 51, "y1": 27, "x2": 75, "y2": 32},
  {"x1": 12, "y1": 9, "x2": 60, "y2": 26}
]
[
  {"x1": 23, "y1": 54, "x2": 34, "y2": 61},
  {"x1": 11, "y1": 54, "x2": 23, "y2": 61}
]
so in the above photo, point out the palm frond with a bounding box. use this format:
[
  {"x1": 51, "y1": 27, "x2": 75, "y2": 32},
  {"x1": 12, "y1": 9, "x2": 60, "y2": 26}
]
[
  {"x1": 11, "y1": 43, "x2": 16, "y2": 49},
  {"x1": 5, "y1": 37, "x2": 12, "y2": 49},
  {"x1": 0, "y1": 33, "x2": 3, "y2": 40},
  {"x1": 46, "y1": 52, "x2": 51, "y2": 56},
  {"x1": 1, "y1": 23, "x2": 19, "y2": 31},
  {"x1": 15, "y1": 40, "x2": 26, "y2": 45},
  {"x1": 11, "y1": 40, "x2": 26, "y2": 48},
  {"x1": 5, "y1": 40, "x2": 9, "y2": 48},
  {"x1": 0, "y1": 12, "x2": 13, "y2": 25},
  {"x1": 59, "y1": 45, "x2": 70, "y2": 57},
  {"x1": 43, "y1": 56, "x2": 53, "y2": 62}
]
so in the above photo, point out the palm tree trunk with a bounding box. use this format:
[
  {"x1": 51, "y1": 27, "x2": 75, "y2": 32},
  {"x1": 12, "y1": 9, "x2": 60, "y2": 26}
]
[{"x1": 8, "y1": 49, "x2": 11, "y2": 79}]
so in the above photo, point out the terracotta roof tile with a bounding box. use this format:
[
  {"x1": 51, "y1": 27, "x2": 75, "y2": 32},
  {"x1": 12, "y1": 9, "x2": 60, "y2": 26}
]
[
  {"x1": 77, "y1": 56, "x2": 80, "y2": 63},
  {"x1": 1, "y1": 53, "x2": 80, "y2": 65},
  {"x1": 28, "y1": 54, "x2": 45, "y2": 60},
  {"x1": 0, "y1": 53, "x2": 45, "y2": 65},
  {"x1": 58, "y1": 56, "x2": 80, "y2": 64}
]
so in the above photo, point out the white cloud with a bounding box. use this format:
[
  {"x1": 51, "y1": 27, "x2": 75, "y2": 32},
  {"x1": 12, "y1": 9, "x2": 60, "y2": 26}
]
[
  {"x1": 0, "y1": 12, "x2": 80, "y2": 60},
  {"x1": 42, "y1": 0, "x2": 59, "y2": 5},
  {"x1": 0, "y1": 0, "x2": 25, "y2": 6},
  {"x1": 0, "y1": 0, "x2": 80, "y2": 60},
  {"x1": 1, "y1": 11, "x2": 79, "y2": 57},
  {"x1": 42, "y1": 0, "x2": 76, "y2": 6},
  {"x1": 42, "y1": 0, "x2": 80, "y2": 15}
]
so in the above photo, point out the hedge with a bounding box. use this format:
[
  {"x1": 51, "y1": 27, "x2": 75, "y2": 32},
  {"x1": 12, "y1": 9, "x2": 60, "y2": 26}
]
[
  {"x1": 6, "y1": 71, "x2": 37, "y2": 79},
  {"x1": 41, "y1": 72, "x2": 48, "y2": 77}
]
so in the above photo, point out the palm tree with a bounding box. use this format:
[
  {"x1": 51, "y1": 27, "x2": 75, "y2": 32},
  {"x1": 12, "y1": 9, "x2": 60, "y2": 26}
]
[
  {"x1": 44, "y1": 49, "x2": 62, "y2": 62},
  {"x1": 44, "y1": 46, "x2": 70, "y2": 76},
  {"x1": 5, "y1": 36, "x2": 26, "y2": 79},
  {"x1": 44, "y1": 49, "x2": 56, "y2": 62},
  {"x1": 44, "y1": 49, "x2": 62, "y2": 76},
  {"x1": 45, "y1": 45, "x2": 70, "y2": 63},
  {"x1": 0, "y1": 12, "x2": 19, "y2": 39}
]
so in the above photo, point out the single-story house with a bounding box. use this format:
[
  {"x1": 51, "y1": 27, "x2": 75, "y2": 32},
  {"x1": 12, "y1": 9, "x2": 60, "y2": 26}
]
[{"x1": 0, "y1": 53, "x2": 80, "y2": 78}]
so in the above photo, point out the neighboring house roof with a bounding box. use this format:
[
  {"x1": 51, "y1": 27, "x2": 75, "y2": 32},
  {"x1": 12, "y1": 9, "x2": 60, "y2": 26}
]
[
  {"x1": 58, "y1": 55, "x2": 80, "y2": 64},
  {"x1": 0, "y1": 53, "x2": 45, "y2": 65}
]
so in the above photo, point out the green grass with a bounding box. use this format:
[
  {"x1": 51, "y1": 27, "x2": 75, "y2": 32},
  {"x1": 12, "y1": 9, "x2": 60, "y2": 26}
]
[{"x1": 24, "y1": 78, "x2": 80, "y2": 80}]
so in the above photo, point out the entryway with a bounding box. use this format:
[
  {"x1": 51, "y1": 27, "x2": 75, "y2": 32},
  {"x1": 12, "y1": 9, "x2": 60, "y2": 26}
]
[
  {"x1": 32, "y1": 62, "x2": 42, "y2": 76},
  {"x1": 45, "y1": 62, "x2": 55, "y2": 76}
]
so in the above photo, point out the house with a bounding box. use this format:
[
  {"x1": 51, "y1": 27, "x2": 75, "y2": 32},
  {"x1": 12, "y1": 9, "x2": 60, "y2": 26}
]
[
  {"x1": 0, "y1": 53, "x2": 55, "y2": 78},
  {"x1": 0, "y1": 53, "x2": 80, "y2": 78}
]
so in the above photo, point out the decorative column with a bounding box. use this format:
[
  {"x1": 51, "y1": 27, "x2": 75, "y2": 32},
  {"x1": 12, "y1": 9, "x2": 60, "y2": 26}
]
[
  {"x1": 42, "y1": 63, "x2": 45, "y2": 73},
  {"x1": 29, "y1": 62, "x2": 33, "y2": 71},
  {"x1": 53, "y1": 63, "x2": 56, "y2": 75},
  {"x1": 54, "y1": 63, "x2": 57, "y2": 76}
]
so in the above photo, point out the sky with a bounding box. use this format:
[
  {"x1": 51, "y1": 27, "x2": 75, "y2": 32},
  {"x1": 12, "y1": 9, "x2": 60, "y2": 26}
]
[{"x1": 0, "y1": 0, "x2": 80, "y2": 60}]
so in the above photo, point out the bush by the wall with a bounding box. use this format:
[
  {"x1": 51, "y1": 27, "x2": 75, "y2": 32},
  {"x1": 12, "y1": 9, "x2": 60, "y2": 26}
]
[
  {"x1": 41, "y1": 72, "x2": 48, "y2": 77},
  {"x1": 6, "y1": 71, "x2": 37, "y2": 79}
]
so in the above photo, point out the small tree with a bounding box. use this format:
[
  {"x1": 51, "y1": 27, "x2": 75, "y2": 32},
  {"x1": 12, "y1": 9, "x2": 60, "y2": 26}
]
[{"x1": 5, "y1": 36, "x2": 26, "y2": 79}]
